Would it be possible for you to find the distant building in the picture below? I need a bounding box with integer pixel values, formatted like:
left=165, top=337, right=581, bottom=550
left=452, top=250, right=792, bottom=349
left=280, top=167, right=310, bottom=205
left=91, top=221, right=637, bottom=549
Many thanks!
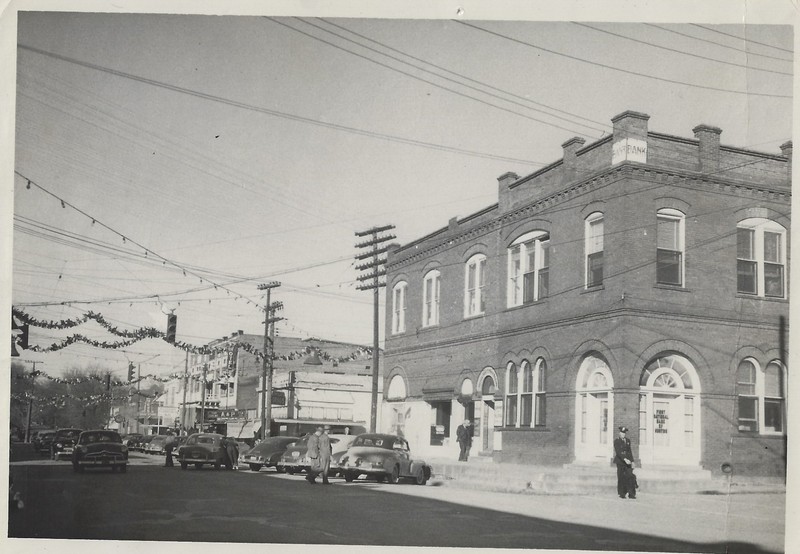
left=383, top=111, right=790, bottom=476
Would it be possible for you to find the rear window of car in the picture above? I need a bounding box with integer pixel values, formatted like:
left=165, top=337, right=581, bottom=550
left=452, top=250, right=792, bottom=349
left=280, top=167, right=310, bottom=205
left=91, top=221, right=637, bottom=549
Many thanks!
left=197, top=436, right=216, bottom=445
left=353, top=437, right=391, bottom=448
left=81, top=432, right=120, bottom=444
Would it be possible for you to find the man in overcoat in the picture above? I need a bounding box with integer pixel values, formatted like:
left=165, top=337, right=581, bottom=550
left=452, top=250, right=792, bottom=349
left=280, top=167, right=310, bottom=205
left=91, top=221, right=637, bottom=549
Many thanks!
left=613, top=425, right=636, bottom=499
left=456, top=419, right=472, bottom=462
left=319, top=425, right=333, bottom=485
left=305, top=426, right=323, bottom=484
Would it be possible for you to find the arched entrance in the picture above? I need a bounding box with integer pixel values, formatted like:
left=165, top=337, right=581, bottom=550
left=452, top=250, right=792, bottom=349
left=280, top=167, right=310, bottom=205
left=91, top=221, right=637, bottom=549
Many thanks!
left=478, top=371, right=497, bottom=453
left=638, top=353, right=701, bottom=466
left=574, top=355, right=614, bottom=462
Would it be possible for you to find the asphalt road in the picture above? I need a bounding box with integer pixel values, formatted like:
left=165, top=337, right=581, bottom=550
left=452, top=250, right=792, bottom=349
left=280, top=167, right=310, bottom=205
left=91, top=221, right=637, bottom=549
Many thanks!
left=7, top=455, right=786, bottom=553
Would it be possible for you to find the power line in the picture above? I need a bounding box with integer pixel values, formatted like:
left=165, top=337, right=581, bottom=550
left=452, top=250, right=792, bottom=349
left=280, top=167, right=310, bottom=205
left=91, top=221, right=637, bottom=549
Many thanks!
left=643, top=24, right=793, bottom=63
left=18, top=43, right=541, bottom=167
left=691, top=24, right=794, bottom=54
left=453, top=21, right=791, bottom=99
left=573, top=22, right=792, bottom=76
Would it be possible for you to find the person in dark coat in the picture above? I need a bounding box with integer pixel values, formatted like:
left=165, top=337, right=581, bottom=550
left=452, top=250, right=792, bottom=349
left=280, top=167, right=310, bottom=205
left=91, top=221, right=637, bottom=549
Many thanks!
left=164, top=430, right=177, bottom=467
left=305, top=425, right=324, bottom=484
left=319, top=425, right=333, bottom=485
left=456, top=419, right=473, bottom=462
left=613, top=426, right=636, bottom=499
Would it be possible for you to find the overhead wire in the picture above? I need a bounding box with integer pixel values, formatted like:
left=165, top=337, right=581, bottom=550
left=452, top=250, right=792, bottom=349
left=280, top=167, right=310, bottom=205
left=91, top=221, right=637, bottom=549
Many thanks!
left=691, top=24, right=794, bottom=54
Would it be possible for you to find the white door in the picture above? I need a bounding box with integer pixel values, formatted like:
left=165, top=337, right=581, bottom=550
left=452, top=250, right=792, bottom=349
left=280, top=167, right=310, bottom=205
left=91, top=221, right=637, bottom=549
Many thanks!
left=481, top=400, right=494, bottom=452
left=574, top=356, right=614, bottom=463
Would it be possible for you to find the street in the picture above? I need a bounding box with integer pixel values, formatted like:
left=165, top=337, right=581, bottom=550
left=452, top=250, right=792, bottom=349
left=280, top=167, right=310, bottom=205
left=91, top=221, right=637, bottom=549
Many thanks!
left=7, top=454, right=786, bottom=553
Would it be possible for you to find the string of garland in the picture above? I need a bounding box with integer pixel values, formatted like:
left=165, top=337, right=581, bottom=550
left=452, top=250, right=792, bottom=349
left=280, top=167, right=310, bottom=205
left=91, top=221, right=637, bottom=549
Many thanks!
left=11, top=391, right=112, bottom=408
left=13, top=369, right=183, bottom=386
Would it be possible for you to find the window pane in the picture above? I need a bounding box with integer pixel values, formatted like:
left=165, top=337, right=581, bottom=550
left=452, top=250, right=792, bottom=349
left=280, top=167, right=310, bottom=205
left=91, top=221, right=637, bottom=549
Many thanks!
left=764, top=263, right=784, bottom=297
left=525, top=241, right=536, bottom=271
left=737, top=228, right=755, bottom=260
left=522, top=365, right=533, bottom=392
left=538, top=268, right=549, bottom=299
left=656, top=249, right=682, bottom=285
left=738, top=396, right=758, bottom=429
left=737, top=260, right=757, bottom=294
left=588, top=251, right=603, bottom=287
left=764, top=399, right=783, bottom=432
left=736, top=360, right=756, bottom=395
left=521, top=394, right=532, bottom=426
left=467, top=263, right=476, bottom=289
left=506, top=395, right=518, bottom=426
left=523, top=272, right=536, bottom=304
left=535, top=393, right=546, bottom=426
left=507, top=366, right=518, bottom=393
left=541, top=239, right=550, bottom=268
left=658, top=217, right=679, bottom=249
left=764, top=363, right=783, bottom=397
left=538, top=361, right=547, bottom=391
left=588, top=218, right=604, bottom=252
left=764, top=232, right=782, bottom=263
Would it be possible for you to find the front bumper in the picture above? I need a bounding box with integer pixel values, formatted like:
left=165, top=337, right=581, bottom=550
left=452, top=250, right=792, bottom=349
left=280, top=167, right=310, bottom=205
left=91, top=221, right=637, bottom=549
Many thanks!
left=53, top=448, right=74, bottom=460
left=77, top=457, right=127, bottom=466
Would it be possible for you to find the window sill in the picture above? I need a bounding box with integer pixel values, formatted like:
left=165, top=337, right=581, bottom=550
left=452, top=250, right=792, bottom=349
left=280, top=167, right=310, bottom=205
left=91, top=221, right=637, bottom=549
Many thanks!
left=496, top=426, right=549, bottom=432
left=735, top=294, right=788, bottom=303
left=653, top=284, right=691, bottom=293
left=505, top=299, right=547, bottom=312
left=736, top=431, right=786, bottom=438
left=417, top=324, right=440, bottom=334
left=463, top=312, right=486, bottom=321
left=581, top=285, right=605, bottom=294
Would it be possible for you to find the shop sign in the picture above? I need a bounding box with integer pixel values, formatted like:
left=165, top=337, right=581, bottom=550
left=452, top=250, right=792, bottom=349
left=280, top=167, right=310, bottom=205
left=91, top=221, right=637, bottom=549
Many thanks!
left=218, top=409, right=246, bottom=419
left=612, top=137, right=647, bottom=165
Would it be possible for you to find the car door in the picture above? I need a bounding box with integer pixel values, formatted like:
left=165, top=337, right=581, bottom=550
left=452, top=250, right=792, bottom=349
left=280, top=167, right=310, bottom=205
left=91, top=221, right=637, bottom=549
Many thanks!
left=393, top=438, right=412, bottom=475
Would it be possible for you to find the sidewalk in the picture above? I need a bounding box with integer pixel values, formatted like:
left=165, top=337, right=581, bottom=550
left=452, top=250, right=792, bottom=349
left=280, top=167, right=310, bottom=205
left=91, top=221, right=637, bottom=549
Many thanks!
left=425, top=456, right=786, bottom=496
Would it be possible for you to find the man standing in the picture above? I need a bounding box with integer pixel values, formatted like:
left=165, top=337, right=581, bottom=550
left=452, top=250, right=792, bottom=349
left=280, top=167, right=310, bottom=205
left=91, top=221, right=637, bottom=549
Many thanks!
left=456, top=419, right=472, bottom=462
left=164, top=429, right=176, bottom=467
left=305, top=425, right=324, bottom=484
left=319, top=425, right=333, bottom=485
left=613, top=426, right=636, bottom=499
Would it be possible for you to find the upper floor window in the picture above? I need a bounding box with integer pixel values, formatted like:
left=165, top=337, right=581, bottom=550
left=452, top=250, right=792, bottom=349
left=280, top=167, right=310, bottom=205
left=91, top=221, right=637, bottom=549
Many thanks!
left=391, top=281, right=407, bottom=334
left=585, top=212, right=604, bottom=288
left=656, top=208, right=685, bottom=286
left=464, top=254, right=487, bottom=317
left=737, top=218, right=786, bottom=298
left=737, top=358, right=786, bottom=434
left=508, top=231, right=550, bottom=307
left=422, top=270, right=441, bottom=327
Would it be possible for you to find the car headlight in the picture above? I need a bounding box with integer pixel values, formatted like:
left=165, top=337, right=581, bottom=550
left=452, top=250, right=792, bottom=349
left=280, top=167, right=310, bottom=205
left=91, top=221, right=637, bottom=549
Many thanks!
left=56, top=443, right=63, bottom=448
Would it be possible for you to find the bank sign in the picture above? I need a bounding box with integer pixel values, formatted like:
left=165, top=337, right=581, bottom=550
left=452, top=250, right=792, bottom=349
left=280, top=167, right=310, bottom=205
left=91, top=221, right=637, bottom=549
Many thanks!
left=612, top=137, right=647, bottom=165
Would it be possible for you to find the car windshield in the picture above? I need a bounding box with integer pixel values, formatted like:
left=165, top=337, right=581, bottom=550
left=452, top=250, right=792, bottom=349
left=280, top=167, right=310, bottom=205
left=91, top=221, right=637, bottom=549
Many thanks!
left=81, top=432, right=121, bottom=444
left=352, top=436, right=392, bottom=449
left=56, top=430, right=81, bottom=439
left=197, top=436, right=216, bottom=445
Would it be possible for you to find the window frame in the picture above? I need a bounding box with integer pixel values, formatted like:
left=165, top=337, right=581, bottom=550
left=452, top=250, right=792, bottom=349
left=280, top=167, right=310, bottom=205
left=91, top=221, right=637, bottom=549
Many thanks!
left=585, top=212, right=604, bottom=288
left=736, top=358, right=786, bottom=435
left=391, top=281, right=407, bottom=334
left=422, top=269, right=441, bottom=328
left=505, top=362, right=519, bottom=426
left=656, top=208, right=685, bottom=287
left=507, top=231, right=550, bottom=308
left=736, top=218, right=787, bottom=299
left=464, top=254, right=487, bottom=318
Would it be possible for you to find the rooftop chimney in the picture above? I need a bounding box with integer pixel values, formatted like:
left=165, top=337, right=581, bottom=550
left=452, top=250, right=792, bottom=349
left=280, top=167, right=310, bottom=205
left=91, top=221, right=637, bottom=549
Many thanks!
left=693, top=124, right=722, bottom=173
left=611, top=111, right=649, bottom=165
left=780, top=141, right=792, bottom=181
left=562, top=137, right=585, bottom=178
left=497, top=171, right=519, bottom=188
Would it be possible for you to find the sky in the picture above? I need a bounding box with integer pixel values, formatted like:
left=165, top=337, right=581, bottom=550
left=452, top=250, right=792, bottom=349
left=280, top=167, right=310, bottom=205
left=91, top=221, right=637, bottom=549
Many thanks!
left=2, top=2, right=795, bottom=384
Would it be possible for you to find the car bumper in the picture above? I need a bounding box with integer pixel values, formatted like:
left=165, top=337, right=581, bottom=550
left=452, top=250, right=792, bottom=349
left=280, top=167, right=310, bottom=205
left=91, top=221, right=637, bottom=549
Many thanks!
left=342, top=465, right=387, bottom=475
left=53, top=449, right=74, bottom=460
left=76, top=458, right=127, bottom=466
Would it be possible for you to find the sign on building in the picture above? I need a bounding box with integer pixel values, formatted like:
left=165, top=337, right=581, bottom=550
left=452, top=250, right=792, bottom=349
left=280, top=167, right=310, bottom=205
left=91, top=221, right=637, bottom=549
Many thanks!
left=612, top=137, right=647, bottom=165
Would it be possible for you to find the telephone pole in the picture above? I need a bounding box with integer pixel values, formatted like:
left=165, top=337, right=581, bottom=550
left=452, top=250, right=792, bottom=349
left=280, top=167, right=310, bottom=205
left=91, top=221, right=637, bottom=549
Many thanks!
left=355, top=224, right=395, bottom=433
left=257, top=282, right=281, bottom=439
left=200, top=363, right=208, bottom=431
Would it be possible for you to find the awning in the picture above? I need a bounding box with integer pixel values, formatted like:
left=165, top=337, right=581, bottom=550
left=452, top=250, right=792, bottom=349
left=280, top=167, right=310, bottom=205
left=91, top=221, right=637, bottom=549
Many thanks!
left=228, top=420, right=255, bottom=440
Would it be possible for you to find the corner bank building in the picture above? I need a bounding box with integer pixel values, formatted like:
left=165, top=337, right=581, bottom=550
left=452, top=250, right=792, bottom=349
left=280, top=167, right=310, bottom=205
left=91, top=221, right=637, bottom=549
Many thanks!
left=382, top=111, right=790, bottom=477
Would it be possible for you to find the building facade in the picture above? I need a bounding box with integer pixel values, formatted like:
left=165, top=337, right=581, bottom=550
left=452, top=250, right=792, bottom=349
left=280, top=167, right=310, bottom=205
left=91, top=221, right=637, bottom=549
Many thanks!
left=383, top=111, right=790, bottom=476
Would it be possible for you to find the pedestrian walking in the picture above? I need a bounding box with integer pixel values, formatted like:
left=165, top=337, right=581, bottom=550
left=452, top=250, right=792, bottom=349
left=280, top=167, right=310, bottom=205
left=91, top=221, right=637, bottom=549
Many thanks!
left=164, top=430, right=177, bottom=467
left=456, top=419, right=473, bottom=462
left=305, top=425, right=324, bottom=484
left=222, top=437, right=239, bottom=470
left=613, top=426, right=636, bottom=499
left=319, top=425, right=333, bottom=485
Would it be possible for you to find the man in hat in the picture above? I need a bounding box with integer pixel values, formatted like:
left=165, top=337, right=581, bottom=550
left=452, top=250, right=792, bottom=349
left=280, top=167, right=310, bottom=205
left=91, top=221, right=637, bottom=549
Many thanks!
left=319, top=425, right=333, bottom=485
left=613, top=426, right=636, bottom=499
left=456, top=419, right=473, bottom=462
left=305, top=425, right=324, bottom=484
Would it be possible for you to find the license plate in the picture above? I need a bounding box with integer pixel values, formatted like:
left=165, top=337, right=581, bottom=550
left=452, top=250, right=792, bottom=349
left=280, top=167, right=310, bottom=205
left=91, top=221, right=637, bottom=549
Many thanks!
left=292, top=452, right=300, bottom=458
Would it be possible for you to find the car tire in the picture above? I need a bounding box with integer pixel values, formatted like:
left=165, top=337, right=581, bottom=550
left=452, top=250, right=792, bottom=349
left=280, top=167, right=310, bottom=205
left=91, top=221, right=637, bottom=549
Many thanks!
left=375, top=475, right=385, bottom=483
left=180, top=461, right=188, bottom=470
left=387, top=465, right=399, bottom=484
left=414, top=469, right=428, bottom=485
left=249, top=464, right=262, bottom=472
left=344, top=471, right=356, bottom=483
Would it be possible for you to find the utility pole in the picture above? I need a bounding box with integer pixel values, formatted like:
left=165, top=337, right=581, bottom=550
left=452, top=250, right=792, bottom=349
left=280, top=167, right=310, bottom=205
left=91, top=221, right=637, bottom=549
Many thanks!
left=200, top=363, right=208, bottom=432
left=355, top=224, right=396, bottom=433
left=24, top=360, right=41, bottom=442
left=181, top=350, right=189, bottom=432
left=257, top=282, right=281, bottom=439
left=265, top=301, right=283, bottom=439
left=136, top=363, right=141, bottom=433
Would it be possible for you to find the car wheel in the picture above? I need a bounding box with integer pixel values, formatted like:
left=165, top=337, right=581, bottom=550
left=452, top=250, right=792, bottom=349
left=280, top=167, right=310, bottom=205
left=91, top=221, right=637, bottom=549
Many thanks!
left=180, top=461, right=188, bottom=470
left=120, top=465, right=127, bottom=473
left=249, top=464, right=262, bottom=472
left=275, top=466, right=285, bottom=473
left=387, top=465, right=399, bottom=484
left=286, top=468, right=296, bottom=475
left=414, top=468, right=428, bottom=485
left=344, top=471, right=356, bottom=483
left=195, top=463, right=203, bottom=469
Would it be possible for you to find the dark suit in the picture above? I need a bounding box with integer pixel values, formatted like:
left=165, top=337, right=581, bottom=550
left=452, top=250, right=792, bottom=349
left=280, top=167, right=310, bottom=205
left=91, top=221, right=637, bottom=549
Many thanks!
left=456, top=424, right=472, bottom=461
left=613, top=435, right=636, bottom=498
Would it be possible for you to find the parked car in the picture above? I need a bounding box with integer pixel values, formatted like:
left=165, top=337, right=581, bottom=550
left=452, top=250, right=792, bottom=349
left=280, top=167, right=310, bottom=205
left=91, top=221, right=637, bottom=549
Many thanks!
left=169, top=435, right=188, bottom=459
left=33, top=430, right=55, bottom=456
left=123, top=433, right=144, bottom=450
left=176, top=433, right=233, bottom=470
left=240, top=436, right=299, bottom=472
left=71, top=430, right=129, bottom=473
left=339, top=434, right=431, bottom=485
left=145, top=435, right=168, bottom=455
left=51, top=428, right=83, bottom=461
left=137, top=435, right=155, bottom=452
left=276, top=435, right=311, bottom=474
left=327, top=435, right=358, bottom=477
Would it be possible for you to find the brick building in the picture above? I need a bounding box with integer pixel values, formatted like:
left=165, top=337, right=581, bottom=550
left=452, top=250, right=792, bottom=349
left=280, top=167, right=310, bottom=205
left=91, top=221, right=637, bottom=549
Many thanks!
left=382, top=111, right=790, bottom=477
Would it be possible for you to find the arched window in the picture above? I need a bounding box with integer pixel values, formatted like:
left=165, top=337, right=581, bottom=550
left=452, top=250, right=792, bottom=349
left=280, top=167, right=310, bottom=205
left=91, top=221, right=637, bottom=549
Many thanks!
left=508, top=231, right=550, bottom=307
left=656, top=208, right=685, bottom=286
left=505, top=362, right=518, bottom=426
left=585, top=212, right=604, bottom=288
left=422, top=269, right=441, bottom=327
left=391, top=281, right=407, bottom=334
left=464, top=254, right=487, bottom=317
left=534, top=358, right=547, bottom=426
left=737, top=218, right=786, bottom=298
left=520, top=361, right=533, bottom=426
left=387, top=375, right=407, bottom=401
left=737, top=358, right=786, bottom=434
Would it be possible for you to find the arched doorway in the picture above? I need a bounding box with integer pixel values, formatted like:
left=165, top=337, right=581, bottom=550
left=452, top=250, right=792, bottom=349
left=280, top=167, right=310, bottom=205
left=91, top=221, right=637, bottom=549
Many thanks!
left=574, top=355, right=614, bottom=462
left=638, top=353, right=701, bottom=466
left=478, top=372, right=497, bottom=453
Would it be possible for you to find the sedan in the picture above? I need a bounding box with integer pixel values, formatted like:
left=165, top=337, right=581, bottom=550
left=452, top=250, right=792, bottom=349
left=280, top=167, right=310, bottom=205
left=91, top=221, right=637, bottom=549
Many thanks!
left=240, top=436, right=299, bottom=472
left=340, top=434, right=431, bottom=485
left=276, top=435, right=311, bottom=474
left=72, top=430, right=129, bottom=473
left=176, top=433, right=232, bottom=470
left=327, top=435, right=358, bottom=477
left=145, top=435, right=168, bottom=455
left=51, top=428, right=83, bottom=461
